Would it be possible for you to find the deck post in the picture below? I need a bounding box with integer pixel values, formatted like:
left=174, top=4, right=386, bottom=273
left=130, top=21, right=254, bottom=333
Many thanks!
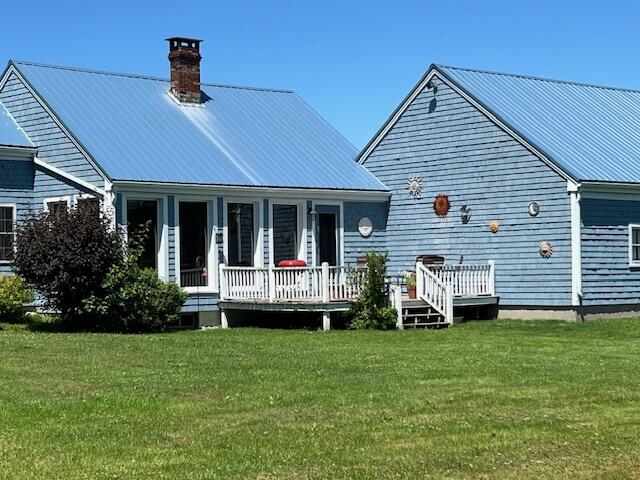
left=488, top=260, right=496, bottom=296
left=322, top=311, right=331, bottom=331
left=268, top=264, right=276, bottom=302
left=393, top=286, right=404, bottom=330
left=220, top=309, right=229, bottom=329
left=445, top=284, right=454, bottom=324
left=218, top=263, right=226, bottom=300
left=415, top=261, right=423, bottom=298
left=321, top=262, right=330, bottom=303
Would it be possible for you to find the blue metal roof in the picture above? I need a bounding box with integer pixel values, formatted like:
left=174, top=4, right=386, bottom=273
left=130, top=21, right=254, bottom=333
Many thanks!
left=12, top=61, right=386, bottom=191
left=0, top=101, right=32, bottom=148
left=437, top=64, right=640, bottom=183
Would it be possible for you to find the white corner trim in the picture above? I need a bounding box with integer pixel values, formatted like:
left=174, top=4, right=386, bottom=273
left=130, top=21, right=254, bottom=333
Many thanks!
left=569, top=181, right=582, bottom=306
left=3, top=65, right=110, bottom=184
left=34, top=157, right=105, bottom=197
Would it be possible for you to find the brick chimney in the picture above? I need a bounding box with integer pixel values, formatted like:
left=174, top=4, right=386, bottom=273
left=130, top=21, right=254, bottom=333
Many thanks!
left=166, top=37, right=202, bottom=104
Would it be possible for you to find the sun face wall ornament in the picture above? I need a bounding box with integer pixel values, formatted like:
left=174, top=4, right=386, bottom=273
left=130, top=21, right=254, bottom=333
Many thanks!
left=489, top=220, right=500, bottom=233
left=539, top=241, right=553, bottom=258
left=408, top=176, right=423, bottom=198
left=433, top=194, right=451, bottom=217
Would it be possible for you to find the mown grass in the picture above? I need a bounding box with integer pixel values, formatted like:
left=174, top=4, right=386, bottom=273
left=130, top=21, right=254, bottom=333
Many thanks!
left=1, top=319, right=639, bottom=479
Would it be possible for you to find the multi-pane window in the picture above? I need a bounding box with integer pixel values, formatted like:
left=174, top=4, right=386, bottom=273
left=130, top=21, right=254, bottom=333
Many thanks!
left=0, top=206, right=15, bottom=262
left=46, top=199, right=68, bottom=215
left=77, top=197, right=100, bottom=215
left=630, top=225, right=640, bottom=266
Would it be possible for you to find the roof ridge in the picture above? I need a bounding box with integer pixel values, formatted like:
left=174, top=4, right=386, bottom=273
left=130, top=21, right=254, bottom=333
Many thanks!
left=11, top=60, right=294, bottom=94
left=436, top=63, right=640, bottom=95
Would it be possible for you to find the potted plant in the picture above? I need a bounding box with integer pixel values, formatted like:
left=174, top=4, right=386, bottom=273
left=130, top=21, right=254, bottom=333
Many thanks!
left=405, top=271, right=417, bottom=299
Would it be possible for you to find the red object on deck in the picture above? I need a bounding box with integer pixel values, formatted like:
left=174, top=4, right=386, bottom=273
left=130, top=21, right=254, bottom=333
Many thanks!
left=278, top=259, right=307, bottom=267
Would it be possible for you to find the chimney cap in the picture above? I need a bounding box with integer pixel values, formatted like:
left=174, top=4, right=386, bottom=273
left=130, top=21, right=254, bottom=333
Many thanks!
left=166, top=37, right=203, bottom=44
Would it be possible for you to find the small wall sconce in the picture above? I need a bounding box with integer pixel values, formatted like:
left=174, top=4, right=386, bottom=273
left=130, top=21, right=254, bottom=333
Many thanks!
left=460, top=205, right=471, bottom=224
left=283, top=231, right=291, bottom=245
left=307, top=207, right=317, bottom=216
left=215, top=232, right=224, bottom=244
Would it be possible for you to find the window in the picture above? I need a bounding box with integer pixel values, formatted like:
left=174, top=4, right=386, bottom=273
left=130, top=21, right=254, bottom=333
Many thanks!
left=77, top=196, right=100, bottom=215
left=0, top=205, right=15, bottom=263
left=45, top=198, right=69, bottom=215
left=630, top=224, right=640, bottom=266
left=179, top=201, right=210, bottom=288
left=127, top=199, right=158, bottom=270
left=272, top=204, right=299, bottom=265
left=227, top=202, right=256, bottom=267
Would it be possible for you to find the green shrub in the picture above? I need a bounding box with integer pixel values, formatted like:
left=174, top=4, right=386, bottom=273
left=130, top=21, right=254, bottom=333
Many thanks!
left=0, top=276, right=34, bottom=323
left=82, top=228, right=187, bottom=333
left=348, top=252, right=397, bottom=330
left=12, top=204, right=123, bottom=323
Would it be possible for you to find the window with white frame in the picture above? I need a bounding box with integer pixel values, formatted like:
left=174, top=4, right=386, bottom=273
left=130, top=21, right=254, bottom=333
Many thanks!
left=630, top=224, right=640, bottom=266
left=76, top=196, right=100, bottom=215
left=45, top=197, right=70, bottom=215
left=0, top=205, right=15, bottom=262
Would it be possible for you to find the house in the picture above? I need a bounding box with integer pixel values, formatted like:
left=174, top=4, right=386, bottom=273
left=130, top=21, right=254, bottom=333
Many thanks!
left=0, top=37, right=391, bottom=329
left=360, top=64, right=640, bottom=321
left=3, top=39, right=638, bottom=327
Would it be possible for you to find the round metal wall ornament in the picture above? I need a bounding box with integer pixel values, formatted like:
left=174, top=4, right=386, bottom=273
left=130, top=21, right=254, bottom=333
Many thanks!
left=408, top=176, right=423, bottom=198
left=357, top=217, right=373, bottom=238
left=489, top=220, right=500, bottom=233
left=539, top=241, right=553, bottom=258
left=529, top=201, right=540, bottom=216
left=433, top=194, right=451, bottom=217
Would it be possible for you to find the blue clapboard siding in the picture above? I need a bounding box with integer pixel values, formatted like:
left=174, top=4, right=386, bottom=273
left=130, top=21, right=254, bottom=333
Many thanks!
left=343, top=201, right=387, bottom=264
left=362, top=77, right=572, bottom=306
left=0, top=72, right=104, bottom=185
left=581, top=197, right=640, bottom=305
left=0, top=158, right=34, bottom=275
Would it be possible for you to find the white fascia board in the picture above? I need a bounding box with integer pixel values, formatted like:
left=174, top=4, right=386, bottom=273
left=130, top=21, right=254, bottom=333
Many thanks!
left=0, top=146, right=37, bottom=158
left=2, top=64, right=111, bottom=185
left=34, top=157, right=106, bottom=197
left=358, top=67, right=577, bottom=185
left=113, top=180, right=391, bottom=202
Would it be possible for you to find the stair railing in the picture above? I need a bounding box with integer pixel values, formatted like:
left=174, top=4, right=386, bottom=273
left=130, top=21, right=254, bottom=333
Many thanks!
left=416, top=262, right=454, bottom=324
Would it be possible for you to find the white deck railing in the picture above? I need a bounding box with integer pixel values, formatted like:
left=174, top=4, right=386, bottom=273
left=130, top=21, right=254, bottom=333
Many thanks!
left=219, top=263, right=366, bottom=303
left=415, top=260, right=496, bottom=325
left=416, top=262, right=453, bottom=324
left=427, top=261, right=495, bottom=297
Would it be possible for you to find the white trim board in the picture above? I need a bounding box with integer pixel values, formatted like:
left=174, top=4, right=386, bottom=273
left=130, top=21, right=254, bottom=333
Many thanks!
left=34, top=157, right=105, bottom=197
left=357, top=67, right=576, bottom=184
left=114, top=180, right=390, bottom=202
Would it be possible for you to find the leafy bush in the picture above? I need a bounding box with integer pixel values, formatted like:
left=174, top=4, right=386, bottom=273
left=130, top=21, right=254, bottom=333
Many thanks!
left=0, top=276, right=34, bottom=323
left=348, top=252, right=397, bottom=330
left=13, top=204, right=123, bottom=323
left=82, top=229, right=187, bottom=332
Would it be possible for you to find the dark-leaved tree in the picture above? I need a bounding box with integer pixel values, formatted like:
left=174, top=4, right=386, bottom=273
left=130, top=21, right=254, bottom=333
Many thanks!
left=13, top=204, right=123, bottom=324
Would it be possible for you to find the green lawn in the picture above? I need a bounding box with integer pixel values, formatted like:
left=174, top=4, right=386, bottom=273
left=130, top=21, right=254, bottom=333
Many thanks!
left=1, top=320, right=639, bottom=479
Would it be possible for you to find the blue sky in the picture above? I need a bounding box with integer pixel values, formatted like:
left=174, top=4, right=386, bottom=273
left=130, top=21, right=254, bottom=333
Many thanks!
left=2, top=0, right=640, bottom=149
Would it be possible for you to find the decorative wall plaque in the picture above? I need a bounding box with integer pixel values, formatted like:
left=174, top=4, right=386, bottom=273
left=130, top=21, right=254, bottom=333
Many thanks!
left=489, top=220, right=500, bottom=233
left=433, top=194, right=451, bottom=217
left=539, top=241, right=553, bottom=258
left=408, top=176, right=423, bottom=198
left=529, top=202, right=540, bottom=216
left=357, top=217, right=373, bottom=238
